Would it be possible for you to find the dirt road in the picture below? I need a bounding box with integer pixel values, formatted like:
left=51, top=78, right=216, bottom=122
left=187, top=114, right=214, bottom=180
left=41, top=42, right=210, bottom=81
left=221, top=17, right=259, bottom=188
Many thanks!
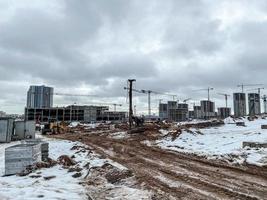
left=55, top=133, right=267, bottom=200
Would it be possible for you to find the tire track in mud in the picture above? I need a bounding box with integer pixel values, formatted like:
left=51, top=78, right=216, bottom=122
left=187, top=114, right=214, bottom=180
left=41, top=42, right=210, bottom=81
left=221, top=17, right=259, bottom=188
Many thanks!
left=54, top=134, right=267, bottom=200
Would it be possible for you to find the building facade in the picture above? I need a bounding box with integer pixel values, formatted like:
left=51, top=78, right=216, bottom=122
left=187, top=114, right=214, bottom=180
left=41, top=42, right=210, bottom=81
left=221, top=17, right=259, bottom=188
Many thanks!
left=193, top=106, right=202, bottom=119
left=27, top=85, right=54, bottom=108
left=158, top=101, right=188, bottom=122
left=233, top=93, right=246, bottom=117
left=159, top=103, right=168, bottom=119
left=200, top=100, right=215, bottom=119
left=248, top=93, right=261, bottom=116
left=0, top=111, right=6, bottom=117
left=217, top=107, right=231, bottom=119
left=25, top=105, right=126, bottom=123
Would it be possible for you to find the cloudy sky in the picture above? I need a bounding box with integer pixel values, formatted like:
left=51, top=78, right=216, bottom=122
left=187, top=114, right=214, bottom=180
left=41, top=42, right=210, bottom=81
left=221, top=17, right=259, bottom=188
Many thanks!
left=1, top=0, right=267, bottom=114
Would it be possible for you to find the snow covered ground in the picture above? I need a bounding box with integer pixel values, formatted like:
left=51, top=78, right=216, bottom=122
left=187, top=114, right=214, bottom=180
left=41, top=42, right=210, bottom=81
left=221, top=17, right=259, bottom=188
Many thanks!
left=0, top=138, right=89, bottom=200
left=0, top=135, right=151, bottom=200
left=156, top=117, right=267, bottom=166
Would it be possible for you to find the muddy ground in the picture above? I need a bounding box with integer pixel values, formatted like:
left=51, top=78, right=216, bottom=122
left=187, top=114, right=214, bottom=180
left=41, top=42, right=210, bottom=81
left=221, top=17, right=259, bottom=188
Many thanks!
left=52, top=125, right=267, bottom=200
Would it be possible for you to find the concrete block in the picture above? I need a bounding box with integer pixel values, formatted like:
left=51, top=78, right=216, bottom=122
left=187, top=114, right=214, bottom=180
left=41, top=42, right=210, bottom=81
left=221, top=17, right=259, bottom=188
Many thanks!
left=243, top=142, right=267, bottom=148
left=21, top=139, right=49, bottom=161
left=5, top=144, right=42, bottom=175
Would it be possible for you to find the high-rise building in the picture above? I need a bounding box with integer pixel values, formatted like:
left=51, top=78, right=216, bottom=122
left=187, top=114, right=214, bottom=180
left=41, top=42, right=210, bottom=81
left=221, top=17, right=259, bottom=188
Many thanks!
left=217, top=107, right=231, bottom=119
left=193, top=106, right=202, bottom=119
left=0, top=111, right=6, bottom=117
left=27, top=85, right=54, bottom=108
left=200, top=100, right=215, bottom=119
left=233, top=93, right=246, bottom=117
left=158, top=101, right=189, bottom=122
left=159, top=103, right=168, bottom=120
left=248, top=93, right=261, bottom=116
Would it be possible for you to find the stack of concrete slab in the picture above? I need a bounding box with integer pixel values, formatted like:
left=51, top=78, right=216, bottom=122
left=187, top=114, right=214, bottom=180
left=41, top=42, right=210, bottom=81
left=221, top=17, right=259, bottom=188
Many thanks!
left=21, top=139, right=49, bottom=161
left=0, top=118, right=14, bottom=143
left=14, top=120, right=35, bottom=140
left=5, top=144, right=42, bottom=175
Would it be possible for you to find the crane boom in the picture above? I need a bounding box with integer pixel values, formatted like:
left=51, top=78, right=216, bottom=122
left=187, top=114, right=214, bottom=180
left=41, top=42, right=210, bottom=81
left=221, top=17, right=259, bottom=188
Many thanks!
left=54, top=93, right=98, bottom=97
left=237, top=84, right=263, bottom=92
left=183, top=98, right=191, bottom=103
left=193, top=87, right=214, bottom=101
left=246, top=87, right=264, bottom=95
left=124, top=87, right=177, bottom=116
left=54, top=92, right=122, bottom=111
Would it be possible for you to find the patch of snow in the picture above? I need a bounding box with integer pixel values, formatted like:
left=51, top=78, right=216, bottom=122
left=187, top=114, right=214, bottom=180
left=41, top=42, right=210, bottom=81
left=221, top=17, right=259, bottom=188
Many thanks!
left=159, top=129, right=169, bottom=136
left=0, top=139, right=88, bottom=200
left=69, top=121, right=80, bottom=127
left=110, top=131, right=129, bottom=139
left=156, top=118, right=267, bottom=166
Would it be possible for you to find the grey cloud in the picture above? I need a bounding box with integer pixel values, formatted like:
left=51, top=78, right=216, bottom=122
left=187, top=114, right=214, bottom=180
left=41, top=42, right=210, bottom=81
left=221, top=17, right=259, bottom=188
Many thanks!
left=0, top=0, right=267, bottom=114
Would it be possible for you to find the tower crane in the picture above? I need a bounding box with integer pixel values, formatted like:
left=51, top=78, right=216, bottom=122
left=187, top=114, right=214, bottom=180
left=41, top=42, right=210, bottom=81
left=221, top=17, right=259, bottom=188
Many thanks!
left=54, top=93, right=98, bottom=97
left=193, top=87, right=214, bottom=101
left=217, top=93, right=230, bottom=108
left=124, top=87, right=177, bottom=116
left=246, top=87, right=265, bottom=95
left=237, top=84, right=263, bottom=93
left=183, top=98, right=191, bottom=103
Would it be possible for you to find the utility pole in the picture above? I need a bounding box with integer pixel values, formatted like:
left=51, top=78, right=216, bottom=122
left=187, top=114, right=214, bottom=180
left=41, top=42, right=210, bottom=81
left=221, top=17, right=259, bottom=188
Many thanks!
left=128, top=79, right=136, bottom=129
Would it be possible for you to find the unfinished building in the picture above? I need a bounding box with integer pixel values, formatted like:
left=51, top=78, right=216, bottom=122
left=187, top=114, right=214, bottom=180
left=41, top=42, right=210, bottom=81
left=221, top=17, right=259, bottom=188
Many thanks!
left=158, top=101, right=188, bottom=122
left=200, top=100, right=215, bottom=119
left=193, top=106, right=202, bottom=119
left=25, top=105, right=126, bottom=123
left=233, top=93, right=246, bottom=117
left=159, top=103, right=168, bottom=120
left=217, top=107, right=231, bottom=119
left=248, top=93, right=261, bottom=116
left=27, top=85, right=54, bottom=108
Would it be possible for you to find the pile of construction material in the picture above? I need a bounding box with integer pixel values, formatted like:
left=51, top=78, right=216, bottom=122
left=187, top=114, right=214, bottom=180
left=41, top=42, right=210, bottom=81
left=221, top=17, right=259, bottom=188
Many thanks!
left=0, top=118, right=35, bottom=143
left=21, top=139, right=49, bottom=161
left=5, top=144, right=41, bottom=176
left=4, top=139, right=49, bottom=176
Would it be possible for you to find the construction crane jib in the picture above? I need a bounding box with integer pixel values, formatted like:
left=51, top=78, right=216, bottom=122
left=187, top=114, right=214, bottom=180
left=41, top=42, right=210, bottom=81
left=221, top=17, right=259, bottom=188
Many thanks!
left=124, top=87, right=177, bottom=116
left=237, top=84, right=263, bottom=93
left=246, top=87, right=265, bottom=95
left=193, top=87, right=214, bottom=101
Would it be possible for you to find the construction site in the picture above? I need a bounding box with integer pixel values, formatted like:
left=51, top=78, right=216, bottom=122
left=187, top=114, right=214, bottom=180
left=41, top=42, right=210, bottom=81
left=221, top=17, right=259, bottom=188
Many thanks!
left=0, top=80, right=267, bottom=200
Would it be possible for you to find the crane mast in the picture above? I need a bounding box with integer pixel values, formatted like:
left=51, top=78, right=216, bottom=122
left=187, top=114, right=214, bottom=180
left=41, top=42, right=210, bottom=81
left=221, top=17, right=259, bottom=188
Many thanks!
left=217, top=93, right=230, bottom=108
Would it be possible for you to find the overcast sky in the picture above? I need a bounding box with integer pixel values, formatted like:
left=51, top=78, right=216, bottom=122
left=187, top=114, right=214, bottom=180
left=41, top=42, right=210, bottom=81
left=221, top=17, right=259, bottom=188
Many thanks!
left=1, top=0, right=267, bottom=114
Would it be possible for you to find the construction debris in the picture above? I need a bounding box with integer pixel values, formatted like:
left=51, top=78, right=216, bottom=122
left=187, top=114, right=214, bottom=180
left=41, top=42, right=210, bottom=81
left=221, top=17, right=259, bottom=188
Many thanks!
left=57, top=155, right=76, bottom=167
left=17, top=158, right=57, bottom=176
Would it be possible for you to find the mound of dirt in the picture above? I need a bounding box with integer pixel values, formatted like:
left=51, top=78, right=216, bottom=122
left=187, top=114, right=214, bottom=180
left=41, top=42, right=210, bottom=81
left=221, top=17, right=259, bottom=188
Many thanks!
left=104, top=165, right=133, bottom=184
left=57, top=155, right=76, bottom=167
